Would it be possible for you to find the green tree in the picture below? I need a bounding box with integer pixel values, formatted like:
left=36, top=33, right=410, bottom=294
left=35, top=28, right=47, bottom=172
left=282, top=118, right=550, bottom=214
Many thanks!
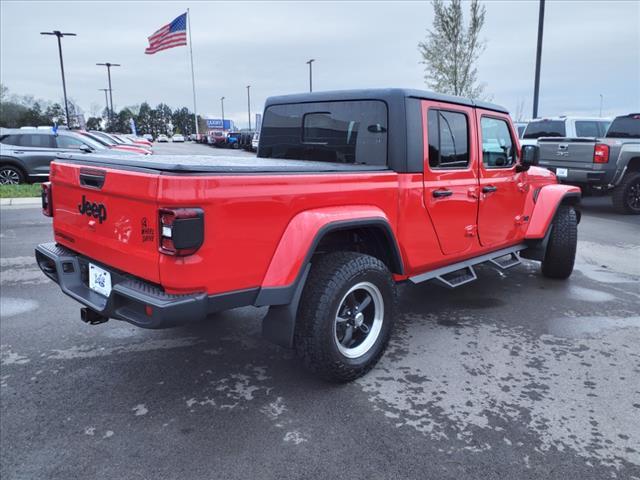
left=135, top=102, right=153, bottom=135
left=418, top=0, right=487, bottom=99
left=172, top=107, right=194, bottom=136
left=86, top=117, right=102, bottom=130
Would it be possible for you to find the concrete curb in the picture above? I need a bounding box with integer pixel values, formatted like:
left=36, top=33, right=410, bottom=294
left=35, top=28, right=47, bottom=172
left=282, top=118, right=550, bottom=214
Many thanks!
left=0, top=197, right=41, bottom=206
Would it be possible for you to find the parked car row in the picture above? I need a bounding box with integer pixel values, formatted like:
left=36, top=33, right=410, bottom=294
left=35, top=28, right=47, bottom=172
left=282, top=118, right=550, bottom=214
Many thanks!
left=203, top=130, right=257, bottom=152
left=0, top=128, right=152, bottom=184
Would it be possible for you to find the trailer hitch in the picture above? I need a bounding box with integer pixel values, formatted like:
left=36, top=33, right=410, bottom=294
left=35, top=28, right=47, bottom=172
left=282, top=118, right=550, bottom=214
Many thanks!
left=80, top=307, right=109, bottom=325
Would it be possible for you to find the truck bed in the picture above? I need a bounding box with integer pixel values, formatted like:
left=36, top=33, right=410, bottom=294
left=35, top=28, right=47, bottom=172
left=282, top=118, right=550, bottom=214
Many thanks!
left=56, top=153, right=390, bottom=174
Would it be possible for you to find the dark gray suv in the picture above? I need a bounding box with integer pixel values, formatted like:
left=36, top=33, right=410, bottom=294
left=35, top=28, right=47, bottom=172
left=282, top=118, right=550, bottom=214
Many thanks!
left=0, top=128, right=137, bottom=184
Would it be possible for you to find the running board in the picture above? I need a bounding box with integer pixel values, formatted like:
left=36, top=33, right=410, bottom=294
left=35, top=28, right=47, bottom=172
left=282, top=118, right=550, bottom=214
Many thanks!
left=409, top=244, right=527, bottom=288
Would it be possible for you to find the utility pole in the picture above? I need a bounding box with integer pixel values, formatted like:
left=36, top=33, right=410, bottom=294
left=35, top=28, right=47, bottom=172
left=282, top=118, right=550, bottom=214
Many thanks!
left=40, top=30, right=76, bottom=127
left=246, top=85, right=252, bottom=131
left=96, top=62, right=121, bottom=128
left=220, top=96, right=225, bottom=129
left=98, top=88, right=109, bottom=121
left=532, top=0, right=545, bottom=119
left=306, top=59, right=315, bottom=92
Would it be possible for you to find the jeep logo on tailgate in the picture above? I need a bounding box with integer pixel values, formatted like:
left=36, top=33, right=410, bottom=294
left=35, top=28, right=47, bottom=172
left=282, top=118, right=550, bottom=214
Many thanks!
left=78, top=195, right=107, bottom=224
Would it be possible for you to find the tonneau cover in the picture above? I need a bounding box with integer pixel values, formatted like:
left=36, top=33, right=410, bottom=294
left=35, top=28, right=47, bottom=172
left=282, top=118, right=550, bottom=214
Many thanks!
left=55, top=153, right=391, bottom=174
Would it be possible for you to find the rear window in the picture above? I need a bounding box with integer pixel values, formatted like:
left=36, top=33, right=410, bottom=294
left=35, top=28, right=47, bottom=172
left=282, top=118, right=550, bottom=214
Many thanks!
left=605, top=115, right=640, bottom=138
left=0, top=134, right=22, bottom=146
left=258, top=100, right=388, bottom=165
left=523, top=120, right=566, bottom=139
left=575, top=121, right=610, bottom=137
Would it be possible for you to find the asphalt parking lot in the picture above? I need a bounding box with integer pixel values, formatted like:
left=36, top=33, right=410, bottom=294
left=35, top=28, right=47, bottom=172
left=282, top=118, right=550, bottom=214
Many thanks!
left=1, top=143, right=639, bottom=479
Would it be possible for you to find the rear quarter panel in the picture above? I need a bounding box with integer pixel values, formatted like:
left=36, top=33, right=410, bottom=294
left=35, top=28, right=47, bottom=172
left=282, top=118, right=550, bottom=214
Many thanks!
left=156, top=172, right=400, bottom=294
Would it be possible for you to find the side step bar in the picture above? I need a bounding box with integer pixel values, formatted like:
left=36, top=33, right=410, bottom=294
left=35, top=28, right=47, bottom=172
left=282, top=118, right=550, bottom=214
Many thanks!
left=409, top=244, right=527, bottom=289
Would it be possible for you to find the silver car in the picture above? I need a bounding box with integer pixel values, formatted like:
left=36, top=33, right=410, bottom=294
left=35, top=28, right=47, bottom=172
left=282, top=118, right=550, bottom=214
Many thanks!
left=0, top=129, right=137, bottom=184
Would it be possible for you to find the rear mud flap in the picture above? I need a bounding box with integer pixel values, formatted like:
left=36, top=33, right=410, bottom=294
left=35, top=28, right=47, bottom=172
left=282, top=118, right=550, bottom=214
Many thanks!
left=261, top=264, right=310, bottom=348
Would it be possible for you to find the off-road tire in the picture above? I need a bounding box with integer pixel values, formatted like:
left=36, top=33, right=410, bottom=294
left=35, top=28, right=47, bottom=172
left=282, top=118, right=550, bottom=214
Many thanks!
left=611, top=171, right=640, bottom=215
left=294, top=252, right=397, bottom=383
left=541, top=205, right=578, bottom=279
left=0, top=165, right=26, bottom=185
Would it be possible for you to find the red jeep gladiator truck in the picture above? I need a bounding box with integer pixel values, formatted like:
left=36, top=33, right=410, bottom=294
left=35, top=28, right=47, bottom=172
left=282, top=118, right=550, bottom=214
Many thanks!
left=36, top=89, right=580, bottom=382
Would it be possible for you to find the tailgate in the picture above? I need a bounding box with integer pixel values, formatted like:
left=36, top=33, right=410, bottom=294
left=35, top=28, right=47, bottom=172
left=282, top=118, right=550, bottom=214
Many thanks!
left=538, top=138, right=596, bottom=168
left=50, top=161, right=161, bottom=284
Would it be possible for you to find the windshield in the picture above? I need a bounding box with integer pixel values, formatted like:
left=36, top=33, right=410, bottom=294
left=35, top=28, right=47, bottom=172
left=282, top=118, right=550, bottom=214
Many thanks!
left=523, top=120, right=566, bottom=139
left=606, top=115, right=640, bottom=138
left=67, top=132, right=107, bottom=150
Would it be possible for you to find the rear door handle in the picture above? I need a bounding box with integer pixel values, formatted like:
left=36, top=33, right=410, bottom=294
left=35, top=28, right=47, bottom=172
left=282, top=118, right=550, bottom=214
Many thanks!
left=482, top=185, right=498, bottom=193
left=433, top=189, right=453, bottom=198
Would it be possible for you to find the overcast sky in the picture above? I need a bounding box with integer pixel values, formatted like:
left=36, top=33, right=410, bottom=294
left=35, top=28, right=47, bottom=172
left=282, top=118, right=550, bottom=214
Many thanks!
left=1, top=1, right=638, bottom=127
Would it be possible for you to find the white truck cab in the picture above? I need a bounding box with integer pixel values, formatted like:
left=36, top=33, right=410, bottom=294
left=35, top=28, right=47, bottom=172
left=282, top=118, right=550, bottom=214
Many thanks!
left=520, top=116, right=611, bottom=146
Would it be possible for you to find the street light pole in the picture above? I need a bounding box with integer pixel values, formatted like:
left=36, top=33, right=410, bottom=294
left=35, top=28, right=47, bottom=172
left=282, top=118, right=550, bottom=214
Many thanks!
left=96, top=62, right=121, bottom=128
left=599, top=94, right=603, bottom=117
left=532, top=0, right=545, bottom=119
left=98, top=88, right=109, bottom=121
left=40, top=30, right=76, bottom=127
left=306, top=59, right=315, bottom=92
left=246, top=85, right=252, bottom=131
left=220, top=97, right=225, bottom=129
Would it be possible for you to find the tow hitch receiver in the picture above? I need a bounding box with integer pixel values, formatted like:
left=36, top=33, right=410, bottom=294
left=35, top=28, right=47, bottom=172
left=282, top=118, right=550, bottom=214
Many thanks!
left=80, top=307, right=109, bottom=325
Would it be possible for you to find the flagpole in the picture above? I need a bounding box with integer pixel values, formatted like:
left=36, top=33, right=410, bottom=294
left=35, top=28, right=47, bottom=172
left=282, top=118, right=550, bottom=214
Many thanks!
left=187, top=8, right=199, bottom=138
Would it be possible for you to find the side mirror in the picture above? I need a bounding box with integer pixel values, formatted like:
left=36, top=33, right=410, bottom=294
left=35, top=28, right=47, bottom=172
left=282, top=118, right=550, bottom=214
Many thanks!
left=518, top=144, right=539, bottom=172
left=79, top=144, right=93, bottom=153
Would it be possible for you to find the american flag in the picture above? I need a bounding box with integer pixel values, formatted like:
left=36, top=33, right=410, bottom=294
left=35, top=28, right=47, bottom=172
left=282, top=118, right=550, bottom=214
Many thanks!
left=145, top=13, right=188, bottom=55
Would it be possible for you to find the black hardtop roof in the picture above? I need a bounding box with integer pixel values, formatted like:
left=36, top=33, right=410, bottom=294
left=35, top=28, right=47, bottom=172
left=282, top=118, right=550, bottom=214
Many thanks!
left=265, top=88, right=508, bottom=114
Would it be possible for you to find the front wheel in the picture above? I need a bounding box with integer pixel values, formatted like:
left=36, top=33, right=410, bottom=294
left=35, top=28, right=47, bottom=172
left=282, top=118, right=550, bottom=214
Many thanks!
left=294, top=252, right=397, bottom=382
left=541, top=205, right=578, bottom=279
left=612, top=171, right=640, bottom=215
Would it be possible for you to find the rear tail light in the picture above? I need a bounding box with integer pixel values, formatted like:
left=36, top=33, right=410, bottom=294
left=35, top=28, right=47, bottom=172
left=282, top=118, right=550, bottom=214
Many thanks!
left=593, top=144, right=609, bottom=163
left=41, top=182, right=53, bottom=217
left=159, top=207, right=204, bottom=256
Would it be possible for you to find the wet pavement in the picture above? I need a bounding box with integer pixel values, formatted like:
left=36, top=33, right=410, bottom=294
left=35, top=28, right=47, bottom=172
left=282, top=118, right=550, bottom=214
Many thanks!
left=1, top=186, right=639, bottom=479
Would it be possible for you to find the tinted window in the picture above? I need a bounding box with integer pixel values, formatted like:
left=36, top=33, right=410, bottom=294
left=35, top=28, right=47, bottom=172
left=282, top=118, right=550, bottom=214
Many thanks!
left=481, top=117, right=516, bottom=168
left=605, top=115, right=640, bottom=138
left=0, top=135, right=22, bottom=146
left=259, top=100, right=387, bottom=165
left=17, top=134, right=54, bottom=148
left=517, top=125, right=526, bottom=138
left=427, top=109, right=469, bottom=169
left=56, top=135, right=87, bottom=149
left=523, top=120, right=566, bottom=139
left=575, top=121, right=600, bottom=137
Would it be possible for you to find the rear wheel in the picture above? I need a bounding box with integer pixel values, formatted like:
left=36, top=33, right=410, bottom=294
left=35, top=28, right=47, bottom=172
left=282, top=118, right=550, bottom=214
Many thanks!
left=294, top=252, right=396, bottom=382
left=541, top=205, right=578, bottom=279
left=612, top=171, right=640, bottom=215
left=0, top=165, right=25, bottom=185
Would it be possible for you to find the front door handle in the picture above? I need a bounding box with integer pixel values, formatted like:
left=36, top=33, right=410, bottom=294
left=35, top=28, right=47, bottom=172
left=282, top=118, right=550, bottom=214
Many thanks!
left=482, top=185, right=498, bottom=193
left=433, top=189, right=453, bottom=198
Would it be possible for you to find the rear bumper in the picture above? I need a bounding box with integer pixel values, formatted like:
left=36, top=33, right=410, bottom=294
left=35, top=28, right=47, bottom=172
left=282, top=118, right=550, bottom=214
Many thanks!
left=35, top=243, right=258, bottom=329
left=543, top=165, right=612, bottom=186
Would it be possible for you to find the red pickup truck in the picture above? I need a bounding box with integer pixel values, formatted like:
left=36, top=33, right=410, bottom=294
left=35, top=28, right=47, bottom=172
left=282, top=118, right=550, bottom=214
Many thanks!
left=36, top=89, right=580, bottom=382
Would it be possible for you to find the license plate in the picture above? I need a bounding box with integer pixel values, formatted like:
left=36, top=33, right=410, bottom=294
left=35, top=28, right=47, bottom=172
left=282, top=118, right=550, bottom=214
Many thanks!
left=89, top=263, right=112, bottom=297
left=556, top=168, right=568, bottom=178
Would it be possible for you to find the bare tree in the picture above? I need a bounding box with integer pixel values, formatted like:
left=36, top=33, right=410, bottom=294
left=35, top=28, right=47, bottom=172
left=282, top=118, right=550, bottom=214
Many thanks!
left=514, top=98, right=526, bottom=122
left=418, top=0, right=487, bottom=99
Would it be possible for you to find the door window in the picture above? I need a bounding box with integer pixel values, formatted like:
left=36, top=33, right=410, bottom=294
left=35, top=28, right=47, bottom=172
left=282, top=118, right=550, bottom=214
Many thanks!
left=480, top=117, right=516, bottom=168
left=427, top=109, right=469, bottom=169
